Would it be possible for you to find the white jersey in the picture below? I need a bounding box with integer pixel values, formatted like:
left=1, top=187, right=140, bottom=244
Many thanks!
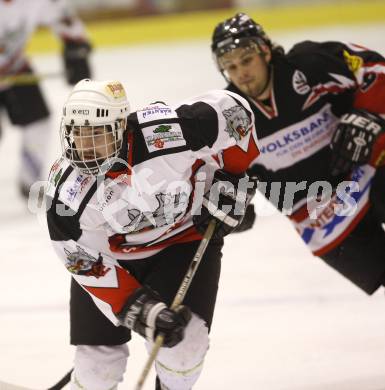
left=47, top=90, right=260, bottom=324
left=0, top=0, right=88, bottom=76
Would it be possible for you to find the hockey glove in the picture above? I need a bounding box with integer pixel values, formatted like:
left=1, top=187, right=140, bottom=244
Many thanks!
left=233, top=203, right=256, bottom=233
left=330, top=109, right=385, bottom=175
left=193, top=169, right=258, bottom=239
left=63, top=40, right=92, bottom=85
left=118, top=286, right=191, bottom=348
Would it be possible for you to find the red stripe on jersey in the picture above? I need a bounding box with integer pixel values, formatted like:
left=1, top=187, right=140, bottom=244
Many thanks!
left=84, top=266, right=141, bottom=314
left=109, top=225, right=202, bottom=254
left=212, top=154, right=220, bottom=165
left=191, top=158, right=205, bottom=175
left=303, top=82, right=353, bottom=109
left=364, top=61, right=385, bottom=68
left=221, top=131, right=260, bottom=174
left=354, top=73, right=385, bottom=115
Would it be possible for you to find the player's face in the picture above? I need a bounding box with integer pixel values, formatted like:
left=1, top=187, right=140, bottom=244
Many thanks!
left=73, top=125, right=116, bottom=161
left=219, top=46, right=271, bottom=100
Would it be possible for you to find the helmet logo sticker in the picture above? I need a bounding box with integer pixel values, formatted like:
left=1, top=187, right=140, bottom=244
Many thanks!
left=105, top=82, right=126, bottom=98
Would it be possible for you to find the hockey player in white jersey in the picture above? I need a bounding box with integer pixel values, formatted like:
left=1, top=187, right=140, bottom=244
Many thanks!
left=46, top=79, right=259, bottom=389
left=0, top=0, right=91, bottom=198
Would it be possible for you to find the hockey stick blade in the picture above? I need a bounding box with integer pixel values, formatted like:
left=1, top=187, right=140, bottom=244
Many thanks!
left=0, top=368, right=73, bottom=390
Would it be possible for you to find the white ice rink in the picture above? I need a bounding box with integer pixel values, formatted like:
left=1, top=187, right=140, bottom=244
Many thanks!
left=1, top=22, right=385, bottom=390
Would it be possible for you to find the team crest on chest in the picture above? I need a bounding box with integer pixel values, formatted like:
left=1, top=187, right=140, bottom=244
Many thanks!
left=222, top=105, right=251, bottom=141
left=293, top=70, right=310, bottom=95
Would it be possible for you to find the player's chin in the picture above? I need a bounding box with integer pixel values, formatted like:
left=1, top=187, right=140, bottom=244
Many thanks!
left=251, top=85, right=267, bottom=100
left=241, top=82, right=258, bottom=97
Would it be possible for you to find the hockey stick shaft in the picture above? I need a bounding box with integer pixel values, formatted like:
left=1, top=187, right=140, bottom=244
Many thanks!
left=47, top=368, right=73, bottom=390
left=0, top=368, right=73, bottom=390
left=134, top=220, right=217, bottom=390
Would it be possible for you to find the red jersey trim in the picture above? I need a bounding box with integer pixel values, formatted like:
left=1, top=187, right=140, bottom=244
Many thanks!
left=84, top=266, right=141, bottom=314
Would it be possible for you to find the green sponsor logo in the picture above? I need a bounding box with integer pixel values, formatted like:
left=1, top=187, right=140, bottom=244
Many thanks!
left=153, top=124, right=172, bottom=133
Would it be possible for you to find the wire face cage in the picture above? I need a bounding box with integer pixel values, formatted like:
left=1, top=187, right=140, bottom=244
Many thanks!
left=61, top=120, right=125, bottom=176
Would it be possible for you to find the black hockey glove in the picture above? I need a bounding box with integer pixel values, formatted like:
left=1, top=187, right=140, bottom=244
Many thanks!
left=193, top=169, right=258, bottom=239
left=233, top=203, right=256, bottom=233
left=118, top=286, right=191, bottom=348
left=63, top=40, right=92, bottom=85
left=330, top=109, right=385, bottom=175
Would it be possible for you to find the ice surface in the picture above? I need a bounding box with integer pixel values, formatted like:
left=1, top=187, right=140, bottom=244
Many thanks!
left=1, top=23, right=385, bottom=390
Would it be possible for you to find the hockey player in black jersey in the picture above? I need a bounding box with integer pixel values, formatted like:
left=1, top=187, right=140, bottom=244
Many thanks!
left=211, top=13, right=385, bottom=295
left=46, top=79, right=258, bottom=389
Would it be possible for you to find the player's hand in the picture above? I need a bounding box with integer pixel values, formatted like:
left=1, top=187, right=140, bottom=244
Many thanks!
left=233, top=203, right=256, bottom=232
left=193, top=169, right=258, bottom=239
left=330, top=109, right=385, bottom=175
left=118, top=286, right=191, bottom=348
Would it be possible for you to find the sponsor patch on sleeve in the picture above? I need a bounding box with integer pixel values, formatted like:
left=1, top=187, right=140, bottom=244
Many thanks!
left=142, top=123, right=186, bottom=152
left=137, top=104, right=178, bottom=124
left=64, top=246, right=110, bottom=278
left=58, top=171, right=95, bottom=211
left=46, top=157, right=68, bottom=197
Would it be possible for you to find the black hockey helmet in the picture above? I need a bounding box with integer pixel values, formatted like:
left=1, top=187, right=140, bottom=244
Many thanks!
left=211, top=13, right=272, bottom=62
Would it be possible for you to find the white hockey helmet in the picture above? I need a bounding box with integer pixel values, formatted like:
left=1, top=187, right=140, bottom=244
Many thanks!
left=60, top=79, right=130, bottom=176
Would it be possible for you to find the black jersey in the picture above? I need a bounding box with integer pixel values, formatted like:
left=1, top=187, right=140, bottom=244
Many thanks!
left=227, top=40, right=385, bottom=256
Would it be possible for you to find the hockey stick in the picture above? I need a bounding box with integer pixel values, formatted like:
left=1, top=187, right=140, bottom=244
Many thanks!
left=0, top=368, right=73, bottom=390
left=134, top=219, right=217, bottom=390
left=0, top=72, right=62, bottom=86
